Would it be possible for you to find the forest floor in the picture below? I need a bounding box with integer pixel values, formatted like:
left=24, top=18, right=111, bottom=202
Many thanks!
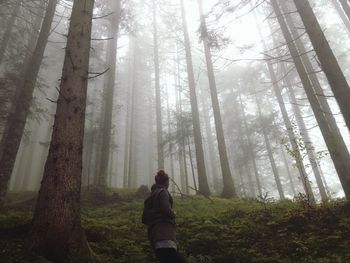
left=0, top=188, right=350, bottom=263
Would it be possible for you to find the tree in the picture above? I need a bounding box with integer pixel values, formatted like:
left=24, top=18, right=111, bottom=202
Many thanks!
left=26, top=0, right=95, bottom=261
left=251, top=80, right=284, bottom=199
left=0, top=0, right=44, bottom=159
left=330, top=0, right=350, bottom=34
left=98, top=0, right=121, bottom=187
left=127, top=41, right=138, bottom=188
left=253, top=5, right=314, bottom=199
left=0, top=0, right=58, bottom=199
left=280, top=0, right=350, bottom=198
left=197, top=0, right=236, bottom=197
left=0, top=0, right=21, bottom=65
left=122, top=37, right=135, bottom=188
left=174, top=57, right=189, bottom=194
left=339, top=0, right=350, bottom=21
left=237, top=88, right=260, bottom=197
left=282, top=63, right=328, bottom=201
left=272, top=0, right=350, bottom=198
left=293, top=0, right=350, bottom=132
left=180, top=0, right=210, bottom=195
left=152, top=0, right=164, bottom=169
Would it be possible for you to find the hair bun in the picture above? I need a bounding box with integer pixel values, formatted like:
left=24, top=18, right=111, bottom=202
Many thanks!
left=157, top=170, right=165, bottom=176
left=155, top=170, right=169, bottom=185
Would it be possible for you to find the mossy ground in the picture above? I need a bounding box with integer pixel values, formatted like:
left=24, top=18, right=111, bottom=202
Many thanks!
left=1, top=189, right=350, bottom=262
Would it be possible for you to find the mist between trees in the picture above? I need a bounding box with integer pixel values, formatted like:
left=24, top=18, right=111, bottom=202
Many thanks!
left=0, top=0, right=350, bottom=261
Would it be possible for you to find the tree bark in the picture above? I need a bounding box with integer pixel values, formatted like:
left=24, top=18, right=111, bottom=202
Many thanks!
left=197, top=0, right=236, bottom=197
left=339, top=0, right=350, bottom=21
left=271, top=0, right=318, bottom=202
left=127, top=58, right=137, bottom=188
left=166, top=84, right=175, bottom=192
left=127, top=39, right=138, bottom=188
left=200, top=88, right=220, bottom=192
left=293, top=0, right=350, bottom=132
left=257, top=7, right=315, bottom=201
left=177, top=83, right=189, bottom=194
left=180, top=0, right=210, bottom=195
left=0, top=0, right=58, bottom=199
left=238, top=91, right=256, bottom=197
left=273, top=0, right=350, bottom=198
left=122, top=38, right=135, bottom=188
left=98, top=0, right=121, bottom=187
left=152, top=0, right=164, bottom=169
left=252, top=83, right=284, bottom=199
left=330, top=0, right=350, bottom=34
left=282, top=63, right=328, bottom=201
left=280, top=0, right=350, bottom=198
left=280, top=144, right=297, bottom=196
left=0, top=0, right=21, bottom=65
left=26, top=0, right=94, bottom=261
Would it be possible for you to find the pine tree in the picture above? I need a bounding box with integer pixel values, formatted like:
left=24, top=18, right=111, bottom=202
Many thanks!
left=98, top=0, right=121, bottom=187
left=0, top=0, right=58, bottom=199
left=293, top=0, right=350, bottom=132
left=153, top=0, right=164, bottom=169
left=197, top=0, right=236, bottom=197
left=180, top=0, right=210, bottom=195
left=26, top=0, right=95, bottom=261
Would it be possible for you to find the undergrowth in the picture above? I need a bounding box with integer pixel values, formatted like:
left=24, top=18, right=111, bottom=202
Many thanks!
left=0, top=189, right=350, bottom=262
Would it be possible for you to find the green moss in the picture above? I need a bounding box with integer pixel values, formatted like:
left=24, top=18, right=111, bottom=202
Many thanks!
left=1, top=191, right=350, bottom=262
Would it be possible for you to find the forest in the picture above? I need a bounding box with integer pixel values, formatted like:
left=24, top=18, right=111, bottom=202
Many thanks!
left=0, top=0, right=350, bottom=262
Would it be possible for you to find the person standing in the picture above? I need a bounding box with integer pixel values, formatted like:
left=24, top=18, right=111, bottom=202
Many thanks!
left=142, top=170, right=187, bottom=263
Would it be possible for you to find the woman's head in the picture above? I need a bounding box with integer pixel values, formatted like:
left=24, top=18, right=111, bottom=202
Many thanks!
left=155, top=170, right=169, bottom=188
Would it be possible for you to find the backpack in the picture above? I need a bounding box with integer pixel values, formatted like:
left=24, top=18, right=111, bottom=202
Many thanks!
left=142, top=188, right=164, bottom=226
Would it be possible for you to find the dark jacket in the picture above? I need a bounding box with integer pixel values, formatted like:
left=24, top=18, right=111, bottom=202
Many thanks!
left=142, top=184, right=176, bottom=245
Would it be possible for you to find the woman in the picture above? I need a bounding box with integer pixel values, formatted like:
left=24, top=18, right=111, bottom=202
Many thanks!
left=142, top=170, right=187, bottom=263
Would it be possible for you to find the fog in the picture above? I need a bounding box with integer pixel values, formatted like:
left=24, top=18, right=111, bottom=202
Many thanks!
left=1, top=0, right=350, bottom=201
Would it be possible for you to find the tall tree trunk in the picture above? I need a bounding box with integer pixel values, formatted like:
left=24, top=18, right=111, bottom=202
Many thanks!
left=127, top=43, right=138, bottom=188
left=237, top=167, right=246, bottom=197
left=187, top=136, right=197, bottom=191
left=180, top=0, right=210, bottom=195
left=152, top=0, right=164, bottom=169
left=147, top=96, right=155, bottom=187
left=0, top=0, right=43, bottom=159
left=280, top=144, right=297, bottom=196
left=98, top=0, right=121, bottom=187
left=166, top=85, right=175, bottom=192
left=123, top=38, right=135, bottom=188
left=339, top=0, right=350, bottom=21
left=0, top=0, right=21, bottom=65
left=108, top=150, right=115, bottom=187
left=282, top=63, right=328, bottom=201
left=200, top=88, right=220, bottom=192
left=252, top=83, right=284, bottom=199
left=293, top=0, right=350, bottom=132
left=280, top=0, right=350, bottom=198
left=21, top=123, right=40, bottom=191
left=258, top=7, right=314, bottom=201
left=173, top=56, right=187, bottom=193
left=273, top=0, right=350, bottom=198
left=197, top=0, right=236, bottom=197
left=11, top=141, right=26, bottom=191
left=271, top=0, right=317, bottom=202
left=330, top=0, right=350, bottom=34
left=237, top=90, right=259, bottom=197
left=178, top=84, right=189, bottom=194
left=0, top=0, right=58, bottom=199
left=227, top=93, right=248, bottom=197
left=26, top=0, right=94, bottom=261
